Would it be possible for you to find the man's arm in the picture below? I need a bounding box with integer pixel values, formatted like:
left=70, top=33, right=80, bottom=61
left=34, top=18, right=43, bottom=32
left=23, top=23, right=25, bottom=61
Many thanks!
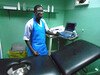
left=25, top=40, right=39, bottom=56
left=46, top=30, right=59, bottom=36
left=23, top=19, right=39, bottom=56
left=42, top=19, right=59, bottom=36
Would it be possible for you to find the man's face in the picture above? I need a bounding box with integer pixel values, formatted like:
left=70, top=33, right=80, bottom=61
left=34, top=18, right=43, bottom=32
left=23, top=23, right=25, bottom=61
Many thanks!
left=34, top=7, right=44, bottom=19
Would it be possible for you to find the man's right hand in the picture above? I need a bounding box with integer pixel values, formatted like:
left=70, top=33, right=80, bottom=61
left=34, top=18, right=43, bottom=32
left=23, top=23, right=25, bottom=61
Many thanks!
left=25, top=40, right=39, bottom=56
left=55, top=32, right=60, bottom=36
left=33, top=51, right=39, bottom=56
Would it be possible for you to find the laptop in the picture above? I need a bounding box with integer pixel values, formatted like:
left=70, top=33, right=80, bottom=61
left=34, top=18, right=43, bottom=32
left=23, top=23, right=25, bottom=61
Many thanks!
left=65, top=23, right=76, bottom=32
left=58, top=23, right=76, bottom=39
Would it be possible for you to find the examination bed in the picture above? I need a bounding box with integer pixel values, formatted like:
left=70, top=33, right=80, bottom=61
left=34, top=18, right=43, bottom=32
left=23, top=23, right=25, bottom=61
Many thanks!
left=0, top=40, right=100, bottom=75
left=51, top=40, right=100, bottom=75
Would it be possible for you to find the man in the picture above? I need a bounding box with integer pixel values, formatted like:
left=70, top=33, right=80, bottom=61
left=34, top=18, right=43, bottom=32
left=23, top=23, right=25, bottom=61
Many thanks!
left=23, top=5, right=58, bottom=56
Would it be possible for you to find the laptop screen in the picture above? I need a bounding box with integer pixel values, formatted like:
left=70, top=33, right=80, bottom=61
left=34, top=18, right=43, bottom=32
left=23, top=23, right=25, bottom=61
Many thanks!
left=65, top=23, right=76, bottom=31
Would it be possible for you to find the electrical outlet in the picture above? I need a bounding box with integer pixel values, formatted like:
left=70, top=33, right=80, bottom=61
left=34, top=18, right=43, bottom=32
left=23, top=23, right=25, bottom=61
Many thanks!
left=95, top=68, right=99, bottom=71
left=82, top=29, right=84, bottom=32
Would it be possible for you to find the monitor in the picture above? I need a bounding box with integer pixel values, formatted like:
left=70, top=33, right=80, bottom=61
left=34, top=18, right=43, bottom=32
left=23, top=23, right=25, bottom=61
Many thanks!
left=65, top=23, right=76, bottom=31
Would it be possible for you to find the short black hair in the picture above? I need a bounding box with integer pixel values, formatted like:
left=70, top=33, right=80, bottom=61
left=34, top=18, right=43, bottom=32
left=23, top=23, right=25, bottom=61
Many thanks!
left=34, top=5, right=43, bottom=11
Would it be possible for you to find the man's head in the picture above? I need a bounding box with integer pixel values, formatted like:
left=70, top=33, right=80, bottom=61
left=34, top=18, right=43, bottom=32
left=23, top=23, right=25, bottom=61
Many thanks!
left=34, top=5, right=44, bottom=19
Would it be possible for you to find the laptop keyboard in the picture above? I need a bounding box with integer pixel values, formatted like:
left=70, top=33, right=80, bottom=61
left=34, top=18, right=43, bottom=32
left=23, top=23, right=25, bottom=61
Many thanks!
left=58, top=31, right=75, bottom=39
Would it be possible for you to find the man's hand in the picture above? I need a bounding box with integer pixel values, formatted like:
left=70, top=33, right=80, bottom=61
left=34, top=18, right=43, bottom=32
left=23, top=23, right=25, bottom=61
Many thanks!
left=55, top=32, right=60, bottom=36
left=25, top=40, right=39, bottom=56
left=33, top=51, right=39, bottom=56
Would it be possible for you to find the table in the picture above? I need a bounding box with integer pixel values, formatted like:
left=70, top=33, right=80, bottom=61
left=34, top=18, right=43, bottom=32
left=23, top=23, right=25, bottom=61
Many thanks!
left=48, top=34, right=78, bottom=55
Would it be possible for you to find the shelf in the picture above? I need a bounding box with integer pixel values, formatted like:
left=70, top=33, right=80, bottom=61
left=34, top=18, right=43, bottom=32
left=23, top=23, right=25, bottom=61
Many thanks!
left=0, top=9, right=53, bottom=13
